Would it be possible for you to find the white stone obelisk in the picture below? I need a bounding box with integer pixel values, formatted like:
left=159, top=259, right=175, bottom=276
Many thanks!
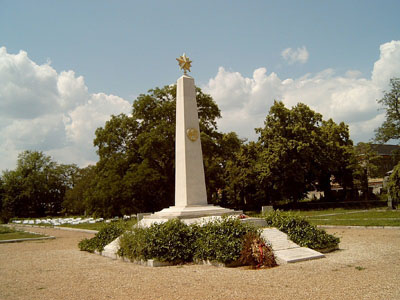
left=175, top=74, right=207, bottom=206
left=141, top=54, right=241, bottom=222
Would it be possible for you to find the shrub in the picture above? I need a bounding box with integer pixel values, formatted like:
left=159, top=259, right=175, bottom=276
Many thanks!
left=119, top=219, right=198, bottom=263
left=79, top=221, right=127, bottom=253
left=193, top=217, right=258, bottom=265
left=118, top=217, right=261, bottom=266
left=145, top=219, right=198, bottom=263
left=263, top=210, right=340, bottom=251
left=118, top=226, right=148, bottom=260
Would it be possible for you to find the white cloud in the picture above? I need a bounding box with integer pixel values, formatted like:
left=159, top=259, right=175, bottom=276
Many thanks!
left=204, top=41, right=400, bottom=143
left=1, top=41, right=400, bottom=171
left=281, top=46, right=309, bottom=64
left=372, top=40, right=400, bottom=87
left=0, top=47, right=131, bottom=171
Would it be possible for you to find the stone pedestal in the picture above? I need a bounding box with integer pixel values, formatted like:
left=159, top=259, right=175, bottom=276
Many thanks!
left=144, top=74, right=240, bottom=222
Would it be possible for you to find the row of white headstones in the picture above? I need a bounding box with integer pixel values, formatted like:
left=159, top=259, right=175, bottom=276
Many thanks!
left=11, top=215, right=134, bottom=226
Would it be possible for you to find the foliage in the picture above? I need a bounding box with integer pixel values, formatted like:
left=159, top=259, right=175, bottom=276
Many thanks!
left=118, top=217, right=259, bottom=266
left=222, top=141, right=264, bottom=209
left=353, top=142, right=381, bottom=200
left=0, top=151, right=77, bottom=220
left=256, top=101, right=354, bottom=203
left=119, top=219, right=198, bottom=263
left=263, top=210, right=340, bottom=250
left=239, top=231, right=277, bottom=268
left=193, top=217, right=258, bottom=265
left=62, top=165, right=96, bottom=215
left=387, top=162, right=400, bottom=207
left=78, top=221, right=128, bottom=253
left=375, top=78, right=400, bottom=142
left=118, top=227, right=148, bottom=261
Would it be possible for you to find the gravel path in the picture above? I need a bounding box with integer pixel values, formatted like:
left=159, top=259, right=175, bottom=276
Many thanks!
left=0, top=226, right=399, bottom=300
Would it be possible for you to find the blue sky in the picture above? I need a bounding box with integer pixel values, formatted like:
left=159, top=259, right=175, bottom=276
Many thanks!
left=1, top=0, right=400, bottom=170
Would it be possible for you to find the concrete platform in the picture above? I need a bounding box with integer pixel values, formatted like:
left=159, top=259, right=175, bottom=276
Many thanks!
left=143, top=205, right=242, bottom=221
left=139, top=213, right=241, bottom=227
left=274, top=247, right=325, bottom=264
left=261, top=228, right=299, bottom=250
left=261, top=227, right=325, bottom=264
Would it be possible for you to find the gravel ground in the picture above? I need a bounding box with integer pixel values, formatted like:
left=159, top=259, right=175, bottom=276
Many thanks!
left=0, top=226, right=399, bottom=300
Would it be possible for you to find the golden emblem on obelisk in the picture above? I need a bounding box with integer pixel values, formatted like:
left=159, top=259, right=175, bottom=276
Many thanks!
left=186, top=128, right=199, bottom=142
left=176, top=53, right=192, bottom=74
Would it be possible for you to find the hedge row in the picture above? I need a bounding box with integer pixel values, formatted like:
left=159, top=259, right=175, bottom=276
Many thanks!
left=78, top=221, right=128, bottom=253
left=263, top=210, right=340, bottom=251
left=118, top=217, right=277, bottom=267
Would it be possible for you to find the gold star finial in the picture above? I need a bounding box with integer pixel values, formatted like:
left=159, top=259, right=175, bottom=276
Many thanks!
left=176, top=53, right=192, bottom=74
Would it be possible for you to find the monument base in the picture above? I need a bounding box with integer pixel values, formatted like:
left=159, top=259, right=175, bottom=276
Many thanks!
left=139, top=205, right=242, bottom=226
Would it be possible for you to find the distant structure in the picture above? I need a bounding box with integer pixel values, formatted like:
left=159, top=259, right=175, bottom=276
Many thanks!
left=371, top=144, right=400, bottom=176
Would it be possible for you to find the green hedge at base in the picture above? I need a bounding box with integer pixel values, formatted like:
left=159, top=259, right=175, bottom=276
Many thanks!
left=78, top=221, right=127, bottom=253
left=263, top=210, right=340, bottom=251
left=118, top=217, right=259, bottom=265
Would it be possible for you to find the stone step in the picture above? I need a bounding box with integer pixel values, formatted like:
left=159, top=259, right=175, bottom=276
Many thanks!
left=274, top=247, right=325, bottom=264
left=261, top=227, right=325, bottom=264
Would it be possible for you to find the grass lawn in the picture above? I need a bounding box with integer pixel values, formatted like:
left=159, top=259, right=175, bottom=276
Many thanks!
left=60, top=219, right=138, bottom=231
left=285, top=209, right=400, bottom=226
left=0, top=226, right=46, bottom=241
left=60, top=223, right=106, bottom=231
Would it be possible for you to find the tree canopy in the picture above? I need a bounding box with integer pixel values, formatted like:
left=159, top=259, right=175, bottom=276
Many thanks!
left=256, top=101, right=354, bottom=203
left=0, top=151, right=76, bottom=221
left=387, top=162, right=400, bottom=207
left=1, top=87, right=363, bottom=219
left=375, top=77, right=400, bottom=143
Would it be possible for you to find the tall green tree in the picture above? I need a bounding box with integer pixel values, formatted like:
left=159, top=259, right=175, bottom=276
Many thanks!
left=223, top=141, right=263, bottom=209
left=387, top=162, right=400, bottom=208
left=62, top=165, right=95, bottom=215
left=317, top=119, right=354, bottom=200
left=375, top=78, right=400, bottom=142
left=256, top=101, right=354, bottom=203
left=1, top=151, right=72, bottom=219
left=353, top=142, right=381, bottom=200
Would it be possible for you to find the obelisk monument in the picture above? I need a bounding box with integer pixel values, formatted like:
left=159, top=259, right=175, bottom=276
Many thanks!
left=142, top=54, right=240, bottom=222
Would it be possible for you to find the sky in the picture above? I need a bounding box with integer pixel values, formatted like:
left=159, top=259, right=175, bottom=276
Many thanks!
left=1, top=0, right=400, bottom=171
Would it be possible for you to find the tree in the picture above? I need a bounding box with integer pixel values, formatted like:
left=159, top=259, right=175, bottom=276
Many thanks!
left=62, top=165, right=95, bottom=215
left=353, top=142, right=381, bottom=200
left=375, top=78, right=400, bottom=143
left=1, top=151, right=73, bottom=218
left=86, top=85, right=224, bottom=217
left=317, top=119, right=354, bottom=201
left=256, top=101, right=355, bottom=203
left=387, top=162, right=400, bottom=208
left=223, top=141, right=263, bottom=209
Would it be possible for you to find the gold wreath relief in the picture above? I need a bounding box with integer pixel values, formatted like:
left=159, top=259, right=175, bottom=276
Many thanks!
left=186, top=128, right=199, bottom=142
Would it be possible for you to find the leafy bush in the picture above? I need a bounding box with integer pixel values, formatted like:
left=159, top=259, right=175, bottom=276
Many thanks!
left=119, top=219, right=197, bottom=263
left=118, top=226, right=148, bottom=260
left=118, top=217, right=261, bottom=266
left=263, top=210, right=340, bottom=250
left=79, top=221, right=127, bottom=253
left=193, top=217, right=258, bottom=265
